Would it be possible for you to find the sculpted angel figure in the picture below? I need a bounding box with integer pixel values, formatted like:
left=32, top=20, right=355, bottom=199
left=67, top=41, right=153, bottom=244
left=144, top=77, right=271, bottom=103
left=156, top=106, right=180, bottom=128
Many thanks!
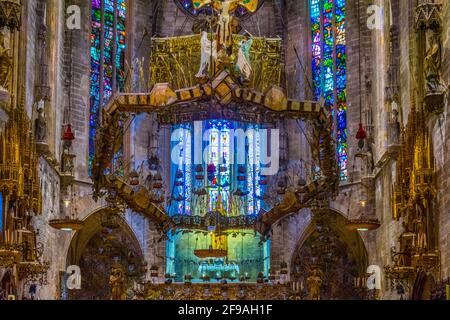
left=196, top=31, right=217, bottom=79
left=34, top=100, right=47, bottom=142
left=235, top=32, right=253, bottom=82
left=0, top=31, right=12, bottom=91
left=424, top=33, right=445, bottom=93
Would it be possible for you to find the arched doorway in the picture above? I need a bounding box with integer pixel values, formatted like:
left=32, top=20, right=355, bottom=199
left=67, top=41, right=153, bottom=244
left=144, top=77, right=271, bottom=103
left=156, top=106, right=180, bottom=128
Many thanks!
left=290, top=211, right=368, bottom=300
left=65, top=209, right=145, bottom=300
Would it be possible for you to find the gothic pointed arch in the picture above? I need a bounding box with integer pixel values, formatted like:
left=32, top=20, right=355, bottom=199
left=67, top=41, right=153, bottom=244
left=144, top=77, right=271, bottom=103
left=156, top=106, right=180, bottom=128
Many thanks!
left=290, top=209, right=368, bottom=300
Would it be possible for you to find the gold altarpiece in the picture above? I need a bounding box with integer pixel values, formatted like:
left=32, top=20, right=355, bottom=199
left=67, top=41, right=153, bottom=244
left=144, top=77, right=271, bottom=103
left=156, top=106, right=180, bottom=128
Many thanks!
left=387, top=105, right=440, bottom=292
left=0, top=0, right=48, bottom=289
left=150, top=34, right=282, bottom=92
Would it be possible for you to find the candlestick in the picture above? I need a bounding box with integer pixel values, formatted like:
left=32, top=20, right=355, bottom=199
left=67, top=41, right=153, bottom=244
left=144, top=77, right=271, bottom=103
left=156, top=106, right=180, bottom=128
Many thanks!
left=43, top=1, right=47, bottom=26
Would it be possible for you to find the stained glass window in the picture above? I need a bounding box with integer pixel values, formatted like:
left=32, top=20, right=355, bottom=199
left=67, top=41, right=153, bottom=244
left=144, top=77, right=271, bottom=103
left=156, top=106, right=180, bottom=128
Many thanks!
left=246, top=125, right=261, bottom=215
left=171, top=124, right=193, bottom=215
left=310, top=0, right=348, bottom=181
left=167, top=121, right=266, bottom=281
left=205, top=120, right=233, bottom=213
left=169, top=121, right=262, bottom=217
left=89, top=0, right=127, bottom=173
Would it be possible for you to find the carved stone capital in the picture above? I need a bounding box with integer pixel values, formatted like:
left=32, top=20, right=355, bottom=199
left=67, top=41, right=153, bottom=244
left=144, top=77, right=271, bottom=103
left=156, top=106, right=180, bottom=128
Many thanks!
left=415, top=0, right=443, bottom=31
left=0, top=0, right=22, bottom=30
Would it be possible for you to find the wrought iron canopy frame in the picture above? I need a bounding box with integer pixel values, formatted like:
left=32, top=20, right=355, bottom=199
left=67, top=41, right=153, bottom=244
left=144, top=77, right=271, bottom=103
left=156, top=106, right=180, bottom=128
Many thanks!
left=92, top=72, right=339, bottom=236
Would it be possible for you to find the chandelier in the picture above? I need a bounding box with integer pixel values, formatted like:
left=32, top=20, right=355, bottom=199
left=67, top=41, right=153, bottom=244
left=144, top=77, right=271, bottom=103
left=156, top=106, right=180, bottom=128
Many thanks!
left=49, top=184, right=84, bottom=231
left=345, top=142, right=380, bottom=232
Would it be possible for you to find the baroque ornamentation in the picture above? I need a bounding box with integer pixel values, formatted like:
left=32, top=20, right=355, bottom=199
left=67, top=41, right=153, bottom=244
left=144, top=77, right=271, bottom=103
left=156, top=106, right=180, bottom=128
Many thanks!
left=388, top=105, right=440, bottom=294
left=16, top=261, right=50, bottom=285
left=141, top=283, right=298, bottom=300
left=150, top=35, right=282, bottom=93
left=0, top=243, right=20, bottom=268
left=0, top=0, right=21, bottom=31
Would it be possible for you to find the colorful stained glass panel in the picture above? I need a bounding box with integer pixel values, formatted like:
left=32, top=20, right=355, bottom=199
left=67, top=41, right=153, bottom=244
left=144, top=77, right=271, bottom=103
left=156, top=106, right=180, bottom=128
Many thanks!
left=310, top=0, right=348, bottom=181
left=89, top=0, right=126, bottom=173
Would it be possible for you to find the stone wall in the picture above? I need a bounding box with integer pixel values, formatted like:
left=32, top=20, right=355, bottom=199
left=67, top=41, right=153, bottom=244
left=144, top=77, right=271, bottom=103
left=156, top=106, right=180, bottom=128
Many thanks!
left=270, top=209, right=312, bottom=277
left=24, top=0, right=165, bottom=299
left=32, top=158, right=69, bottom=300
left=433, top=0, right=450, bottom=280
left=364, top=0, right=415, bottom=299
left=63, top=0, right=91, bottom=181
left=21, top=0, right=69, bottom=300
left=24, top=0, right=38, bottom=118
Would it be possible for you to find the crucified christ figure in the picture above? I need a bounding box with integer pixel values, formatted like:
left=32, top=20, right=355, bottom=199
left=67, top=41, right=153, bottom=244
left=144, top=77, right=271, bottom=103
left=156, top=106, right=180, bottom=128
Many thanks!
left=192, top=0, right=259, bottom=54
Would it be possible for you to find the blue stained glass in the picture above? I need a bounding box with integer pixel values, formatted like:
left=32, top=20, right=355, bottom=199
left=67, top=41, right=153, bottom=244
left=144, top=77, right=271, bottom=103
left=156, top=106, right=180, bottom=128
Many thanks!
left=169, top=121, right=262, bottom=217
left=89, top=0, right=126, bottom=173
left=311, top=0, right=321, bottom=19
left=310, top=0, right=348, bottom=181
left=338, top=110, right=347, bottom=129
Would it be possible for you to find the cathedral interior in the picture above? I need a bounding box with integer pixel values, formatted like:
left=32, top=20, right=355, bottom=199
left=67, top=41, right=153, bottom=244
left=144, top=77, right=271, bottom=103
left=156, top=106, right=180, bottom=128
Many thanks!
left=0, top=0, right=449, bottom=301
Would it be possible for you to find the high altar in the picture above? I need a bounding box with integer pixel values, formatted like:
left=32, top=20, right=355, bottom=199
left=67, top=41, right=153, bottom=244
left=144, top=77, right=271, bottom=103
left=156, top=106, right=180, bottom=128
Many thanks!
left=91, top=0, right=338, bottom=290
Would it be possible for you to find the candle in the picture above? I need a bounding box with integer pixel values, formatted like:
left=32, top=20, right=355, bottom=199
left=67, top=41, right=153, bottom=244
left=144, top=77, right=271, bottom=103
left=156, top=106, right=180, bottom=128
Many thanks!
left=446, top=284, right=450, bottom=300
left=43, top=1, right=47, bottom=26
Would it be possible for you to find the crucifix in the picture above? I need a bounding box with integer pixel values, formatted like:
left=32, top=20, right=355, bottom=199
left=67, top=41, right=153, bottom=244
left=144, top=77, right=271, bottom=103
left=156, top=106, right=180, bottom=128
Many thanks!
left=192, top=0, right=259, bottom=53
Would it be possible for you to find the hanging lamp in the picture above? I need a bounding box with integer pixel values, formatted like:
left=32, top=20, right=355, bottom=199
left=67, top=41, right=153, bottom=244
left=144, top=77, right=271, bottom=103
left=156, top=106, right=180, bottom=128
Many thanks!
left=50, top=30, right=83, bottom=232
left=354, top=0, right=369, bottom=151
left=345, top=190, right=380, bottom=231
left=356, top=123, right=367, bottom=140
left=345, top=0, right=380, bottom=232
left=49, top=216, right=84, bottom=232
left=50, top=170, right=84, bottom=232
left=345, top=218, right=381, bottom=232
left=62, top=123, right=75, bottom=141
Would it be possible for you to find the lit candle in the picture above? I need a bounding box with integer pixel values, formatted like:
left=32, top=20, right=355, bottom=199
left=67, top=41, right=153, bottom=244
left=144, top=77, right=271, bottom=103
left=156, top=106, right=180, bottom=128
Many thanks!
left=43, top=1, right=47, bottom=26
